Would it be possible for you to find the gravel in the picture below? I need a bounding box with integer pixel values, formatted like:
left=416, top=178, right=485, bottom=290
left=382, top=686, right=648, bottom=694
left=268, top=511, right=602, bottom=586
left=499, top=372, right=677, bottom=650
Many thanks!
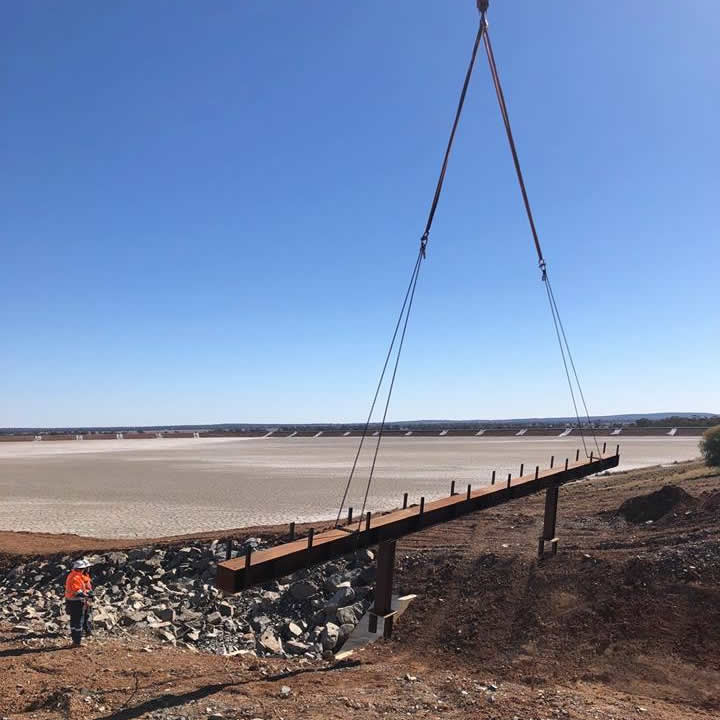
left=0, top=537, right=375, bottom=659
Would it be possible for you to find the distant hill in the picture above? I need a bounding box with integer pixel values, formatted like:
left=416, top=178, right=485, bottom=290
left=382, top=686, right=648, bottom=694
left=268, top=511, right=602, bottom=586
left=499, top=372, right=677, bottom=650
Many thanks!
left=1, top=412, right=717, bottom=435
left=405, top=412, right=719, bottom=426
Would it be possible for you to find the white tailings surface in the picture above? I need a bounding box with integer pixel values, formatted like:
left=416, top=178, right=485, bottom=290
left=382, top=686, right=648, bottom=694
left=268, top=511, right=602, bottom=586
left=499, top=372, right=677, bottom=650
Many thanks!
left=0, top=436, right=700, bottom=538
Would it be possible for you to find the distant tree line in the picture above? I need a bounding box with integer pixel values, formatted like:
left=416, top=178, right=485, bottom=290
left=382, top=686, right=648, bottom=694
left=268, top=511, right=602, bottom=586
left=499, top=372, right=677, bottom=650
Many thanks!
left=633, top=416, right=718, bottom=428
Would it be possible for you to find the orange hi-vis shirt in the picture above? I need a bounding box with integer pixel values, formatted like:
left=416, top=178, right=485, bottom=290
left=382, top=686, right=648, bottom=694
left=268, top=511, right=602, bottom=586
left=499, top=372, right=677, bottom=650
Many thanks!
left=64, top=570, right=87, bottom=600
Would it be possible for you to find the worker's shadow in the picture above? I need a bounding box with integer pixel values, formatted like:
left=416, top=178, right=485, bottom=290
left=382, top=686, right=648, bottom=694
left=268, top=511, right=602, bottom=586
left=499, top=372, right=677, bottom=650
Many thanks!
left=96, top=660, right=361, bottom=720
left=0, top=631, right=62, bottom=643
left=0, top=644, right=71, bottom=658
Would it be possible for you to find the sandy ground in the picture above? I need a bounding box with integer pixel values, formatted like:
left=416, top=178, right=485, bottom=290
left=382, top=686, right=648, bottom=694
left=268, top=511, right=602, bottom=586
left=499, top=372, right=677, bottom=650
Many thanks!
left=0, top=435, right=700, bottom=538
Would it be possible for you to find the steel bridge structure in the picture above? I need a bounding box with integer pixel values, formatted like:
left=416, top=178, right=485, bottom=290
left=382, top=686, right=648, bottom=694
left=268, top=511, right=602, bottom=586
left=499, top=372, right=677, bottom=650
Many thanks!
left=217, top=448, right=620, bottom=638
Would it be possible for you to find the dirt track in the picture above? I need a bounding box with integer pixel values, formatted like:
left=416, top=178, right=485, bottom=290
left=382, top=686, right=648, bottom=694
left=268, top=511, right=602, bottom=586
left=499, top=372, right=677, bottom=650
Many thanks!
left=1, top=461, right=719, bottom=719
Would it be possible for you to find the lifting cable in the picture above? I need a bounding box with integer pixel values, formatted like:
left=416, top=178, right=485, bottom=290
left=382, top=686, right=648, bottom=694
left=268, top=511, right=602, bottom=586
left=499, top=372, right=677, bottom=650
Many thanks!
left=335, top=0, right=601, bottom=528
left=333, top=7, right=489, bottom=528
left=482, top=16, right=601, bottom=457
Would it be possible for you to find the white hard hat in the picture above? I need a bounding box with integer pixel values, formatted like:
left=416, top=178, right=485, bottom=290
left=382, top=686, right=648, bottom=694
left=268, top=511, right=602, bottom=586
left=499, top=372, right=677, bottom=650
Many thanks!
left=72, top=559, right=90, bottom=570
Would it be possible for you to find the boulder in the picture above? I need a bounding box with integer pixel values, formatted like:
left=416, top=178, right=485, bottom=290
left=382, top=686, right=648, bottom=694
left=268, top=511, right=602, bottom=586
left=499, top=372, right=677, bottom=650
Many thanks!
left=127, top=548, right=152, bottom=562
left=193, top=557, right=211, bottom=572
left=8, top=565, right=25, bottom=580
left=250, top=614, right=271, bottom=632
left=335, top=605, right=359, bottom=626
left=258, top=628, right=283, bottom=655
left=241, top=537, right=262, bottom=551
left=353, top=585, right=372, bottom=600
left=119, top=611, right=145, bottom=626
left=329, top=584, right=355, bottom=608
left=218, top=602, right=234, bottom=618
left=178, top=609, right=203, bottom=625
left=46, top=563, right=67, bottom=578
left=142, top=554, right=164, bottom=570
left=259, top=591, right=281, bottom=609
left=156, top=629, right=176, bottom=643
left=320, top=622, right=340, bottom=651
left=289, top=580, right=318, bottom=601
left=338, top=623, right=354, bottom=646
left=323, top=574, right=346, bottom=593
left=354, top=549, right=374, bottom=564
left=309, top=609, right=327, bottom=628
left=283, top=621, right=303, bottom=638
left=155, top=607, right=175, bottom=623
left=183, top=627, right=201, bottom=642
left=207, top=611, right=222, bottom=625
left=285, top=640, right=310, bottom=655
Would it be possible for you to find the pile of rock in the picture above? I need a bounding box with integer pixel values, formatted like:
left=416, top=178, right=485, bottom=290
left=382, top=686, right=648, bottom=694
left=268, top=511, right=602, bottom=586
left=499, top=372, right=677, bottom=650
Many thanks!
left=0, top=538, right=376, bottom=659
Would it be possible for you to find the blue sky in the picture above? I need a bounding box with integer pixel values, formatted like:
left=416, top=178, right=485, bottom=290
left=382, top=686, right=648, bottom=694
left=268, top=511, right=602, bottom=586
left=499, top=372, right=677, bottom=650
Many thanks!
left=2, top=1, right=718, bottom=427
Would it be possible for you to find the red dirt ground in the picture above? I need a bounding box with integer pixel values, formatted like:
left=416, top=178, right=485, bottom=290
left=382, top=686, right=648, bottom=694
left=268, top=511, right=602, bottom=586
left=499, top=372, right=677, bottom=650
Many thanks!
left=1, top=461, right=719, bottom=719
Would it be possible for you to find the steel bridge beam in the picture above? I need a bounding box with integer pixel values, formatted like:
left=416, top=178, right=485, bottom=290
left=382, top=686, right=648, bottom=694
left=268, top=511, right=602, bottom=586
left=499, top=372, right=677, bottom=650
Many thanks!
left=216, top=452, right=619, bottom=593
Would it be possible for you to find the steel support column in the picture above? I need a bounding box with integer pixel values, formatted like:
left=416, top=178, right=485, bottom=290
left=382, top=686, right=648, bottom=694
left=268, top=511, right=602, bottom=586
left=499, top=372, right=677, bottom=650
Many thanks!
left=368, top=540, right=397, bottom=638
left=537, top=485, right=559, bottom=559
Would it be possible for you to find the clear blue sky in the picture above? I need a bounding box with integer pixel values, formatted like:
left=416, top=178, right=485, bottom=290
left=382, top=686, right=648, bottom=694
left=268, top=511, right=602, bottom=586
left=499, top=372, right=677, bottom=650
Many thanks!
left=2, top=1, right=718, bottom=427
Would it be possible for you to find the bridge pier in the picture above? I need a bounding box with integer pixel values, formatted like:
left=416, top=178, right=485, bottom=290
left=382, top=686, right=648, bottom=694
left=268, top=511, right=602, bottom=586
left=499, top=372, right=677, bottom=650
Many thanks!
left=537, top=484, right=560, bottom=559
left=368, top=540, right=397, bottom=638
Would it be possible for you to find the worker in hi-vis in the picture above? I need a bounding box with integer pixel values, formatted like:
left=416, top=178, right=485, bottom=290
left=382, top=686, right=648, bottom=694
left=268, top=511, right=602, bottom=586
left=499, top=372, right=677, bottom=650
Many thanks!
left=64, top=559, right=94, bottom=646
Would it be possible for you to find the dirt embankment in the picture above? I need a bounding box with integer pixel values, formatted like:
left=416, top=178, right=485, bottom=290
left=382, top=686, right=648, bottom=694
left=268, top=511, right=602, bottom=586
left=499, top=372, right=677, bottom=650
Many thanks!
left=1, top=460, right=719, bottom=720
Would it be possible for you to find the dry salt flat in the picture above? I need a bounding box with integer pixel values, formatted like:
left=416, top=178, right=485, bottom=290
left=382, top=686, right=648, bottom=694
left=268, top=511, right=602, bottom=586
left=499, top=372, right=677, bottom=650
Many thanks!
left=0, top=435, right=700, bottom=538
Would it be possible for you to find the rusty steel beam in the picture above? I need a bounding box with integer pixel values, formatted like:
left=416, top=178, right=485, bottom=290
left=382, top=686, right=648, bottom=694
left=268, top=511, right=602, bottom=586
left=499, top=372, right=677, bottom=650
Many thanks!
left=216, top=452, right=619, bottom=593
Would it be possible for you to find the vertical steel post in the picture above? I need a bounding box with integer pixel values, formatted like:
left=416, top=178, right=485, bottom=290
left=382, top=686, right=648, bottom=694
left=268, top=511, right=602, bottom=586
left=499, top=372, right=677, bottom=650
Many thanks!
left=550, top=455, right=554, bottom=469
left=450, top=480, right=456, bottom=496
left=225, top=538, right=233, bottom=561
left=243, top=546, right=253, bottom=589
left=543, top=487, right=559, bottom=540
left=602, top=442, right=607, bottom=454
left=520, top=463, right=524, bottom=476
left=491, top=470, right=496, bottom=485
left=369, top=540, right=397, bottom=638
left=466, top=483, right=472, bottom=500
left=576, top=449, right=580, bottom=461
left=365, top=511, right=372, bottom=531
left=307, top=528, right=314, bottom=548
left=289, top=522, right=296, bottom=540
left=348, top=507, right=353, bottom=525
left=402, top=493, right=408, bottom=509
left=538, top=485, right=560, bottom=559
left=507, top=473, right=512, bottom=488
